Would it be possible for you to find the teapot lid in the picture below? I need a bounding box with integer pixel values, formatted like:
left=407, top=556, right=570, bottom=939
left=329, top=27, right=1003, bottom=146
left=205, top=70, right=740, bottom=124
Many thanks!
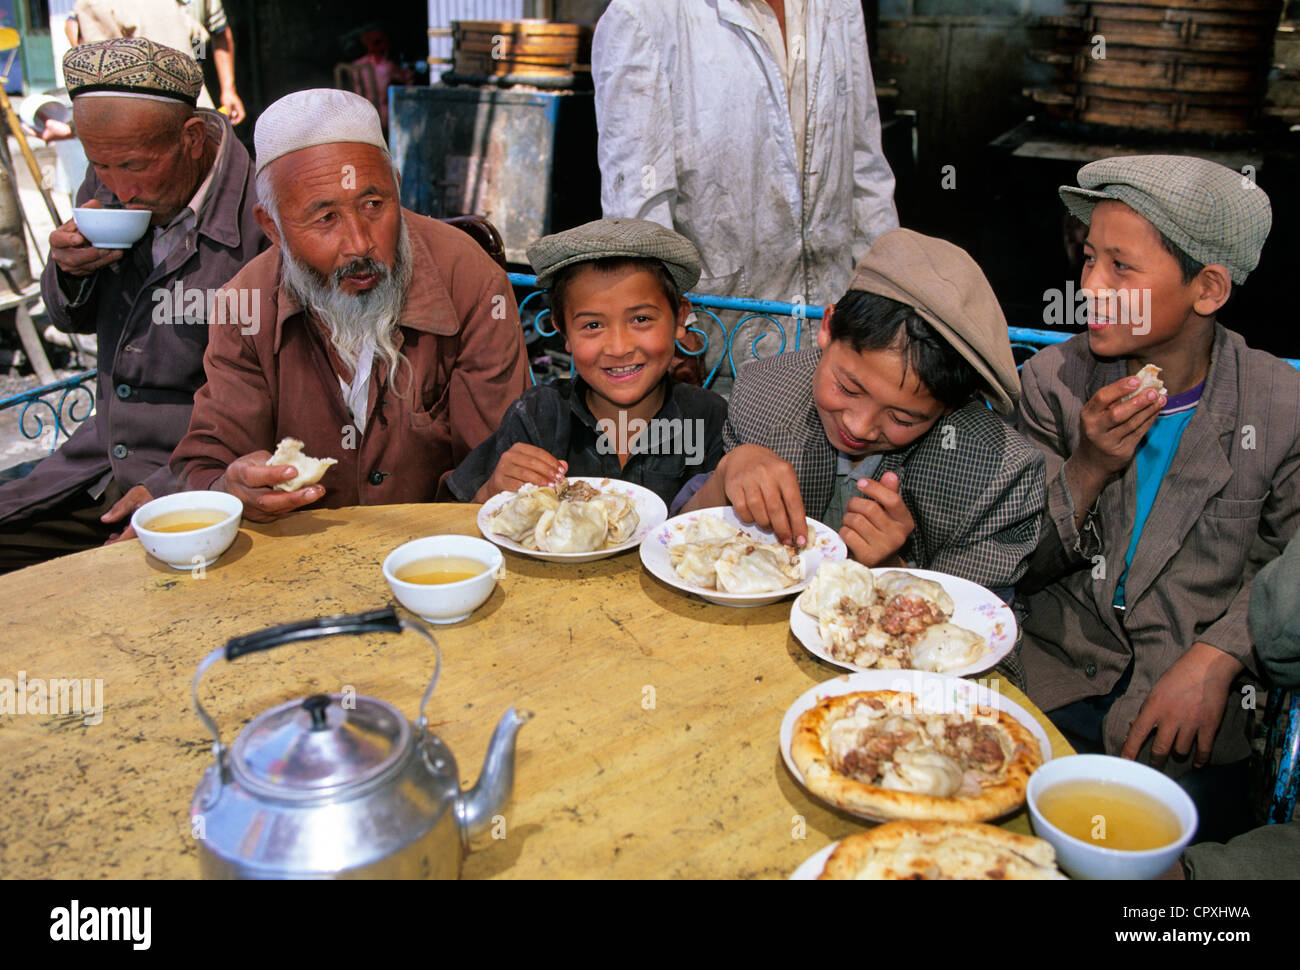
left=230, top=693, right=411, bottom=800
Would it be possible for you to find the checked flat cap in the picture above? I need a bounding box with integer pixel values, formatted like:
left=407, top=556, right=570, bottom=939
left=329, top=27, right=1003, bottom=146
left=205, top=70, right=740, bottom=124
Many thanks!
left=847, top=228, right=1020, bottom=415
left=528, top=218, right=701, bottom=294
left=1059, top=155, right=1272, bottom=284
left=64, top=37, right=204, bottom=105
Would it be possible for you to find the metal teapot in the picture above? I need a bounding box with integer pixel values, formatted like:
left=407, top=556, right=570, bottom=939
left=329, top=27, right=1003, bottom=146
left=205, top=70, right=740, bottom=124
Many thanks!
left=188, top=607, right=531, bottom=879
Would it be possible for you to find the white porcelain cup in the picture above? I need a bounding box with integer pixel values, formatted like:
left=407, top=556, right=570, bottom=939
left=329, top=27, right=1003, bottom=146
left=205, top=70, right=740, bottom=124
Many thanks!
left=131, top=491, right=243, bottom=570
left=73, top=206, right=151, bottom=249
left=1027, top=754, right=1197, bottom=880
left=383, top=535, right=504, bottom=624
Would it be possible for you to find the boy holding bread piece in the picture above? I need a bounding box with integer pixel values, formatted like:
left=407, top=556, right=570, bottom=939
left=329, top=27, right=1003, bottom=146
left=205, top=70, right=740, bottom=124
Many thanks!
left=1015, top=155, right=1300, bottom=841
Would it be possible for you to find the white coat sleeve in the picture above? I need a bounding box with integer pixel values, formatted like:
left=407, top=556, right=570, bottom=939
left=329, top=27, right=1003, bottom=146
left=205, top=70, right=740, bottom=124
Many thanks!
left=847, top=4, right=899, bottom=258
left=591, top=3, right=676, bottom=229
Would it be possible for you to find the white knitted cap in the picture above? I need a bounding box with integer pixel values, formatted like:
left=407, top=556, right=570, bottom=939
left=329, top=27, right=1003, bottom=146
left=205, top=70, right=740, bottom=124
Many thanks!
left=254, top=89, right=388, bottom=174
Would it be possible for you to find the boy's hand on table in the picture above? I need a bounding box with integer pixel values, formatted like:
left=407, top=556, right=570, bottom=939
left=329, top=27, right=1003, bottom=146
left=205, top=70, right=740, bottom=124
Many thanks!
left=474, top=444, right=566, bottom=503
left=840, top=471, right=914, bottom=566
left=716, top=444, right=808, bottom=547
left=216, top=452, right=324, bottom=522
left=1120, top=641, right=1244, bottom=768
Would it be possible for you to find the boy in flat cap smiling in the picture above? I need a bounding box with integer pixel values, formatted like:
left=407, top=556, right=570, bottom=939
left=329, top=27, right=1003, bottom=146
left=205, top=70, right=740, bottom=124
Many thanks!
left=683, top=228, right=1046, bottom=593
left=445, top=218, right=727, bottom=508
left=1016, top=155, right=1300, bottom=841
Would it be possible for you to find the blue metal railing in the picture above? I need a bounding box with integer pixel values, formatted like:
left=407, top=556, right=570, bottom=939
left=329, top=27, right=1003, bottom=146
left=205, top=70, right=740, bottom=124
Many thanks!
left=511, top=273, right=1300, bottom=386
left=2, top=284, right=1298, bottom=457
left=0, top=369, right=97, bottom=455
left=513, top=272, right=826, bottom=388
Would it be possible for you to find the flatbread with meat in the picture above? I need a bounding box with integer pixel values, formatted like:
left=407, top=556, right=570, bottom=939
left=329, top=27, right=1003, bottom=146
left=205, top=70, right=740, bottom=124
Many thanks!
left=790, top=690, right=1041, bottom=822
left=817, top=820, right=1065, bottom=880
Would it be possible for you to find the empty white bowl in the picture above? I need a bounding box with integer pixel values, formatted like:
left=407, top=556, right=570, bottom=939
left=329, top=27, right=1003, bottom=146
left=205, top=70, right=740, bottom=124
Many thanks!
left=73, top=206, right=151, bottom=249
left=383, top=535, right=503, bottom=624
left=131, top=491, right=243, bottom=570
left=1027, top=754, right=1197, bottom=880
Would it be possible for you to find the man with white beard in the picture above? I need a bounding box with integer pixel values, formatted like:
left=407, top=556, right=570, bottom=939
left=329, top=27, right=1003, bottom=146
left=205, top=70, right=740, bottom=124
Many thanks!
left=169, top=89, right=529, bottom=517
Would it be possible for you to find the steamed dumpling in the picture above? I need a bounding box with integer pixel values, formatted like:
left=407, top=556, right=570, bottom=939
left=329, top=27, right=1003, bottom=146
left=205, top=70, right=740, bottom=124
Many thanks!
left=490, top=484, right=560, bottom=542
left=667, top=515, right=746, bottom=587
left=594, top=491, right=640, bottom=545
left=878, top=749, right=964, bottom=798
left=910, top=623, right=987, bottom=673
left=714, top=540, right=802, bottom=593
left=534, top=500, right=608, bottom=553
left=875, top=571, right=955, bottom=617
left=798, top=560, right=876, bottom=618
left=670, top=540, right=731, bottom=589
left=673, top=515, right=745, bottom=546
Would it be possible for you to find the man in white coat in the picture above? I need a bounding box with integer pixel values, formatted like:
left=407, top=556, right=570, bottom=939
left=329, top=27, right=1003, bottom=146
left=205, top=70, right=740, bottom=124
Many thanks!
left=592, top=0, right=899, bottom=383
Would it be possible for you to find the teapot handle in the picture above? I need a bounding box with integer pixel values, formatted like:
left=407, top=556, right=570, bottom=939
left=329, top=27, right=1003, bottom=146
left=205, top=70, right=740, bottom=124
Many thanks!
left=192, top=607, right=443, bottom=778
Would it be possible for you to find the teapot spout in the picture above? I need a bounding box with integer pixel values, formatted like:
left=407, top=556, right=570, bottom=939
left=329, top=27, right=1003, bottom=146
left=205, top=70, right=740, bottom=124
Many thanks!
left=456, top=707, right=533, bottom=843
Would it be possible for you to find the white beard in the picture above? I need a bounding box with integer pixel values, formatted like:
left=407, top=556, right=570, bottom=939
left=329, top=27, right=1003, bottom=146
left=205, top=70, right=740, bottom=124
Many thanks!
left=279, top=218, right=414, bottom=389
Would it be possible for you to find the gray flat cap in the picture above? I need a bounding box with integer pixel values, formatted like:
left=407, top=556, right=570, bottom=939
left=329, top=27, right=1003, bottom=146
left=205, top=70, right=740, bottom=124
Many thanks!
left=848, top=228, right=1021, bottom=415
left=1059, top=155, right=1272, bottom=284
left=528, top=218, right=702, bottom=293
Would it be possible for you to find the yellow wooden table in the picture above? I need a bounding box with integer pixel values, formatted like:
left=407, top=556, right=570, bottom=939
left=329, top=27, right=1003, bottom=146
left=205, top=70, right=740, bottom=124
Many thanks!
left=0, top=504, right=1071, bottom=879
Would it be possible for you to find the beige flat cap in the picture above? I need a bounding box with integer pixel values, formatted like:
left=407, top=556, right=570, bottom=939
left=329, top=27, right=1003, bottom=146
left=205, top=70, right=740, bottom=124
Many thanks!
left=255, top=89, right=388, bottom=174
left=1059, top=154, right=1272, bottom=284
left=528, top=217, right=702, bottom=294
left=847, top=228, right=1019, bottom=415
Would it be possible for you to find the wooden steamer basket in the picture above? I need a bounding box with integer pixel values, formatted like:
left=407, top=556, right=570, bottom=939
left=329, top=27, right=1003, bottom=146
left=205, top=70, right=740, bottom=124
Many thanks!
left=451, top=19, right=587, bottom=81
left=1028, top=0, right=1284, bottom=132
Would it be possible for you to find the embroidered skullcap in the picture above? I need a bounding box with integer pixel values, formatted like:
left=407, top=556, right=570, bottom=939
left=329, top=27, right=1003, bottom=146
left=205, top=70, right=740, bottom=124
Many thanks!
left=64, top=37, right=204, bottom=105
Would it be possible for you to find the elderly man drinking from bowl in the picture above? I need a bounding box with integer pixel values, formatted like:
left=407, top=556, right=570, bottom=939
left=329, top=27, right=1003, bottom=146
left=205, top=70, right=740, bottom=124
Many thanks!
left=169, top=89, right=530, bottom=518
left=0, top=37, right=265, bottom=573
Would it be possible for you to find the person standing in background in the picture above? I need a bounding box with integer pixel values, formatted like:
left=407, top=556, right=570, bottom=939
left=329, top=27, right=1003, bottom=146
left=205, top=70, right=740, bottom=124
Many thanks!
left=592, top=0, right=899, bottom=387
left=182, top=0, right=245, bottom=124
left=70, top=0, right=246, bottom=124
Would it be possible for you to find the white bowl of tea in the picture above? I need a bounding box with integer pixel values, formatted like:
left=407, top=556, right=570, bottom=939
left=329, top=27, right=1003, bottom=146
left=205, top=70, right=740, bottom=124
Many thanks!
left=1027, top=754, right=1197, bottom=880
left=73, top=205, right=152, bottom=249
left=383, top=535, right=503, bottom=624
left=131, top=491, right=243, bottom=570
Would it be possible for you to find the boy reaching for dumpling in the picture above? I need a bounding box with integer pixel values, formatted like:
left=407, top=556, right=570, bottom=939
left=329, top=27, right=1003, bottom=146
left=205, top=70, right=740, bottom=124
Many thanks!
left=682, top=228, right=1047, bottom=593
left=445, top=219, right=727, bottom=508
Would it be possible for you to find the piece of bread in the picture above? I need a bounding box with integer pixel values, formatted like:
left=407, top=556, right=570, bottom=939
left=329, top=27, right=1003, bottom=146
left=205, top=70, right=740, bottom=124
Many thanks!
left=1120, top=363, right=1165, bottom=403
left=817, top=821, right=1066, bottom=880
left=266, top=438, right=337, bottom=492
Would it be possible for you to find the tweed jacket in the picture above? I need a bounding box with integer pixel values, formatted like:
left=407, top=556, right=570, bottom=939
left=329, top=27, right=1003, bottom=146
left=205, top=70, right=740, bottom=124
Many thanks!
left=723, top=348, right=1046, bottom=588
left=1016, top=326, right=1300, bottom=769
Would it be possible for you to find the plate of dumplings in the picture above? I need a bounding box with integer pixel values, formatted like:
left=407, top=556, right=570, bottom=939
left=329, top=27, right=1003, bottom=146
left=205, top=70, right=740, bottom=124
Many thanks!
left=789, top=562, right=1017, bottom=676
left=478, top=477, right=667, bottom=563
left=639, top=507, right=847, bottom=607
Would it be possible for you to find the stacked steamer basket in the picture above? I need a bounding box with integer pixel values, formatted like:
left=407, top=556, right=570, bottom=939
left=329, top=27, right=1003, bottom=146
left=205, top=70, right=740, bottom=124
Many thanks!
left=1027, top=0, right=1284, bottom=133
left=448, top=19, right=590, bottom=88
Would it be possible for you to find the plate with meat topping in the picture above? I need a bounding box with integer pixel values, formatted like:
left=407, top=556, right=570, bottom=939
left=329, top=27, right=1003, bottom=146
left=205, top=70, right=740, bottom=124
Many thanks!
left=638, top=507, right=847, bottom=607
left=780, top=671, right=1051, bottom=823
left=789, top=565, right=1015, bottom=677
left=477, top=477, right=667, bottom=563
